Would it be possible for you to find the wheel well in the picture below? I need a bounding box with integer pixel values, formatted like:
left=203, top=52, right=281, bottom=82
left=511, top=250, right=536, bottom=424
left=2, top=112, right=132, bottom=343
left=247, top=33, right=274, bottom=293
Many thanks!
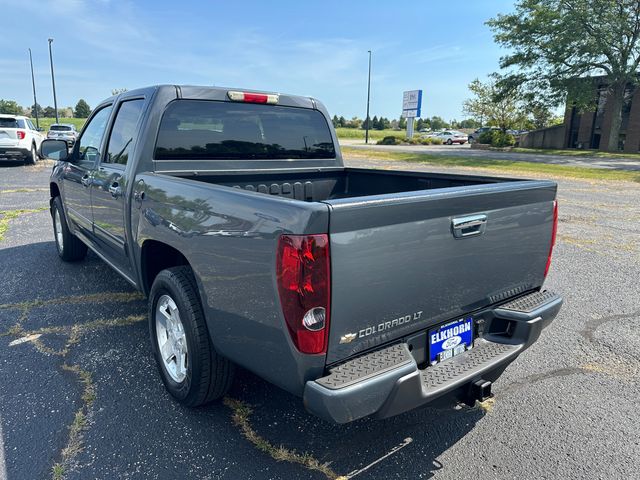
left=50, top=182, right=60, bottom=199
left=140, top=240, right=189, bottom=295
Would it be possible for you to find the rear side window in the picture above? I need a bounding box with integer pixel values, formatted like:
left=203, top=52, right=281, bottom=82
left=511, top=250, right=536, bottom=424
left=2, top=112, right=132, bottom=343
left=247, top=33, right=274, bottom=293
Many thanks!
left=0, top=118, right=18, bottom=128
left=105, top=99, right=145, bottom=166
left=154, top=100, right=335, bottom=160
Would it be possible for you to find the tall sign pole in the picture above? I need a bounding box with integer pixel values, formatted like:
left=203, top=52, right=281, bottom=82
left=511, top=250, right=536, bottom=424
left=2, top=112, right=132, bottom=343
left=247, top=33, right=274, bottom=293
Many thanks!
left=401, top=90, right=422, bottom=139
left=365, top=50, right=372, bottom=144
left=28, top=48, right=39, bottom=129
left=48, top=38, right=59, bottom=124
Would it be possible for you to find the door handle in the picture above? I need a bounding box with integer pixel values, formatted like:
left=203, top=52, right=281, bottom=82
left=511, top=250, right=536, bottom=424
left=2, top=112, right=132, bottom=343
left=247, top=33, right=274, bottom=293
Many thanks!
left=108, top=182, right=122, bottom=198
left=81, top=174, right=91, bottom=188
left=452, top=214, right=487, bottom=238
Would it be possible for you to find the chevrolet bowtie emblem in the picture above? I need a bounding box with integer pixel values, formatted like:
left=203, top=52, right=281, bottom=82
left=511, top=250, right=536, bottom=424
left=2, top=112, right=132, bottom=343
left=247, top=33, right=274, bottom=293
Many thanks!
left=339, top=333, right=357, bottom=344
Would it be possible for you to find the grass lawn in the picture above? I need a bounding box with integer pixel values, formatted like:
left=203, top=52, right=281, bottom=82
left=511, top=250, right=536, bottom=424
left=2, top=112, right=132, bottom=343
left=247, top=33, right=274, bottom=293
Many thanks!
left=335, top=128, right=405, bottom=140
left=511, top=147, right=640, bottom=160
left=342, top=147, right=640, bottom=183
left=34, top=117, right=86, bottom=132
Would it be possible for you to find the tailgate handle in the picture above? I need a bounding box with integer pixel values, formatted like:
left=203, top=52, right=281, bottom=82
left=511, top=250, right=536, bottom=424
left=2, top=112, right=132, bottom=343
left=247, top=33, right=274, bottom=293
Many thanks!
left=452, top=214, right=487, bottom=238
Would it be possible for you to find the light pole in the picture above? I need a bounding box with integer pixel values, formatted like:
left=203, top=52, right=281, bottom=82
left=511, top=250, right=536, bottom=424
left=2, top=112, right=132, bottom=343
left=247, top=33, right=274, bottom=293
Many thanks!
left=28, top=48, right=39, bottom=129
left=365, top=50, right=372, bottom=144
left=48, top=38, right=59, bottom=123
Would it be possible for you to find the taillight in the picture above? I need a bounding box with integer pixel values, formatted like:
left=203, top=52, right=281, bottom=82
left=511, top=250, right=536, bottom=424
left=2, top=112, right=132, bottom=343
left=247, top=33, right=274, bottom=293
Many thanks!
left=16, top=130, right=26, bottom=140
left=544, top=200, right=558, bottom=278
left=227, top=90, right=279, bottom=104
left=276, top=234, right=330, bottom=354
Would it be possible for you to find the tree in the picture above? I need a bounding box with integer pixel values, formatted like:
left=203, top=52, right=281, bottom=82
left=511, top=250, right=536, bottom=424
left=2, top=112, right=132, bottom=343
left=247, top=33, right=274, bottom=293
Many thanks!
left=0, top=100, right=21, bottom=115
left=429, top=116, right=449, bottom=130
left=347, top=117, right=362, bottom=129
left=338, top=115, right=346, bottom=127
left=398, top=116, right=407, bottom=129
left=59, top=107, right=74, bottom=118
left=488, top=0, right=640, bottom=151
left=30, top=103, right=43, bottom=117
left=526, top=101, right=556, bottom=130
left=332, top=115, right=340, bottom=128
left=458, top=118, right=482, bottom=129
left=74, top=99, right=91, bottom=118
left=463, top=77, right=526, bottom=131
left=43, top=106, right=56, bottom=117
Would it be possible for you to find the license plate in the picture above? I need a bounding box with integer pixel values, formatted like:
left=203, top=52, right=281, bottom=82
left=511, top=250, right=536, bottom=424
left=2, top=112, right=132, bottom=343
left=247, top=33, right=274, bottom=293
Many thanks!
left=428, top=317, right=473, bottom=365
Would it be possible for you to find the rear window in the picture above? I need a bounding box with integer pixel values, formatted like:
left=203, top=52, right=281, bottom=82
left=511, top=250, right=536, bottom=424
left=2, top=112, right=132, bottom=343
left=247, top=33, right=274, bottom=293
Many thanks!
left=155, top=100, right=335, bottom=160
left=50, top=125, right=72, bottom=131
left=0, top=118, right=19, bottom=128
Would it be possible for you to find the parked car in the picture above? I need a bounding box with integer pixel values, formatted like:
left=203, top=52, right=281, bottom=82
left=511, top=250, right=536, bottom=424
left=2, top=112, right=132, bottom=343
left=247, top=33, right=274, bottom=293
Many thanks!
left=41, top=85, right=562, bottom=423
left=468, top=126, right=500, bottom=144
left=434, top=130, right=468, bottom=145
left=0, top=114, right=44, bottom=164
left=47, top=123, right=79, bottom=146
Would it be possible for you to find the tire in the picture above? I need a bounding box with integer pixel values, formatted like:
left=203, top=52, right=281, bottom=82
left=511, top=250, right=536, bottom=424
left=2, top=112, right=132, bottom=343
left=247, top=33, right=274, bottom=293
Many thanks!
left=26, top=143, right=37, bottom=165
left=446, top=139, right=453, bottom=145
left=52, top=196, right=88, bottom=261
left=149, top=266, right=234, bottom=407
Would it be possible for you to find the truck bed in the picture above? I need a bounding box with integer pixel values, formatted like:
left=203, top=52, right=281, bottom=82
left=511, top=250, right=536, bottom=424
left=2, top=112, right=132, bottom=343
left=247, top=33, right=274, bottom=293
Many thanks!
left=177, top=167, right=508, bottom=202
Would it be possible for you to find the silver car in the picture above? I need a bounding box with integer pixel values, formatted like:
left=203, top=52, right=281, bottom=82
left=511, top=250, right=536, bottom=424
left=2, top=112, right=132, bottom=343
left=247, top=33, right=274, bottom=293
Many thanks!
left=47, top=123, right=79, bottom=146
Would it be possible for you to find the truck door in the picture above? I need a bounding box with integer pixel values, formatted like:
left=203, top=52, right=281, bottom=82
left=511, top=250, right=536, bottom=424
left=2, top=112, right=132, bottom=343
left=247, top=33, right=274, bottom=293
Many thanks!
left=61, top=105, right=113, bottom=238
left=91, top=98, right=146, bottom=279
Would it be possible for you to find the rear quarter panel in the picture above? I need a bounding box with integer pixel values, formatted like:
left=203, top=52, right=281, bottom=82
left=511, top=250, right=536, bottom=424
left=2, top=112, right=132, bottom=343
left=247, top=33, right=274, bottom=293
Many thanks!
left=133, top=173, right=330, bottom=395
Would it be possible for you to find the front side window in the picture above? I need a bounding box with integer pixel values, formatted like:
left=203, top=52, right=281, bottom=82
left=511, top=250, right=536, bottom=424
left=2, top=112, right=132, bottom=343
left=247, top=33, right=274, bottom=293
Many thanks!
left=154, top=100, right=335, bottom=160
left=105, top=99, right=145, bottom=166
left=76, top=105, right=112, bottom=166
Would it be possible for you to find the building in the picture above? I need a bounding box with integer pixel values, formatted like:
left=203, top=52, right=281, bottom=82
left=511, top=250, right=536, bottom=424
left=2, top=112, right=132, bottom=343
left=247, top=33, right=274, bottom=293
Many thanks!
left=520, top=79, right=640, bottom=152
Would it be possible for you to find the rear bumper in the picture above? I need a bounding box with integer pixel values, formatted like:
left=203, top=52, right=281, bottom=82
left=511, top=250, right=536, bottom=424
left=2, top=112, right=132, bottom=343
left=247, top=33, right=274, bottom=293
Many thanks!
left=304, top=290, right=562, bottom=424
left=48, top=136, right=75, bottom=145
left=0, top=147, right=29, bottom=161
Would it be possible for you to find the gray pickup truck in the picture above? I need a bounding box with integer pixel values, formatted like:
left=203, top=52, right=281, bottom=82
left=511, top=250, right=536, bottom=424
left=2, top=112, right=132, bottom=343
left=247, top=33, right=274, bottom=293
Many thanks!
left=41, top=85, right=562, bottom=423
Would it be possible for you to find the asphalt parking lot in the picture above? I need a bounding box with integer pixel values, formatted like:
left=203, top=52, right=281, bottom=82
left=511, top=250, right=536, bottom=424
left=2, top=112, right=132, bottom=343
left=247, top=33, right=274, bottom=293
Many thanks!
left=0, top=157, right=639, bottom=480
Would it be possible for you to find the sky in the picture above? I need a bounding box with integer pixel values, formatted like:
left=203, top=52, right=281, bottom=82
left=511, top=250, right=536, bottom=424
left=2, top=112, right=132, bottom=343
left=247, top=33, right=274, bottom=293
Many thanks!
left=0, top=0, right=516, bottom=121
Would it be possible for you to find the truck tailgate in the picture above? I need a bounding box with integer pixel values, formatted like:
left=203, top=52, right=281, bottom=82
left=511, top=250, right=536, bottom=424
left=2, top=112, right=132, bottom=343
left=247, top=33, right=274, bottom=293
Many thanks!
left=324, top=180, right=557, bottom=364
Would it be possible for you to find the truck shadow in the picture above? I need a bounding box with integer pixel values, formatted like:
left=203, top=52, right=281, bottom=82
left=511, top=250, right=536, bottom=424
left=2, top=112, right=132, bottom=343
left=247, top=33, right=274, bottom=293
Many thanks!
left=229, top=367, right=485, bottom=479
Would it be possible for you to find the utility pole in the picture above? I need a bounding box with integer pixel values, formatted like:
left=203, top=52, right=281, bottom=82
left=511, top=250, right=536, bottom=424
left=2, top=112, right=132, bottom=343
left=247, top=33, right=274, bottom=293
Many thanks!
left=48, top=38, right=59, bottom=123
left=28, top=48, right=39, bottom=129
left=365, top=50, right=372, bottom=144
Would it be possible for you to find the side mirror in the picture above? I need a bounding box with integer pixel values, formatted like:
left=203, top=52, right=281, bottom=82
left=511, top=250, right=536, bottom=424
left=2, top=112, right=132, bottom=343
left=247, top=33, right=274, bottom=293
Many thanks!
left=37, top=127, right=44, bottom=132
left=40, top=139, right=69, bottom=161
